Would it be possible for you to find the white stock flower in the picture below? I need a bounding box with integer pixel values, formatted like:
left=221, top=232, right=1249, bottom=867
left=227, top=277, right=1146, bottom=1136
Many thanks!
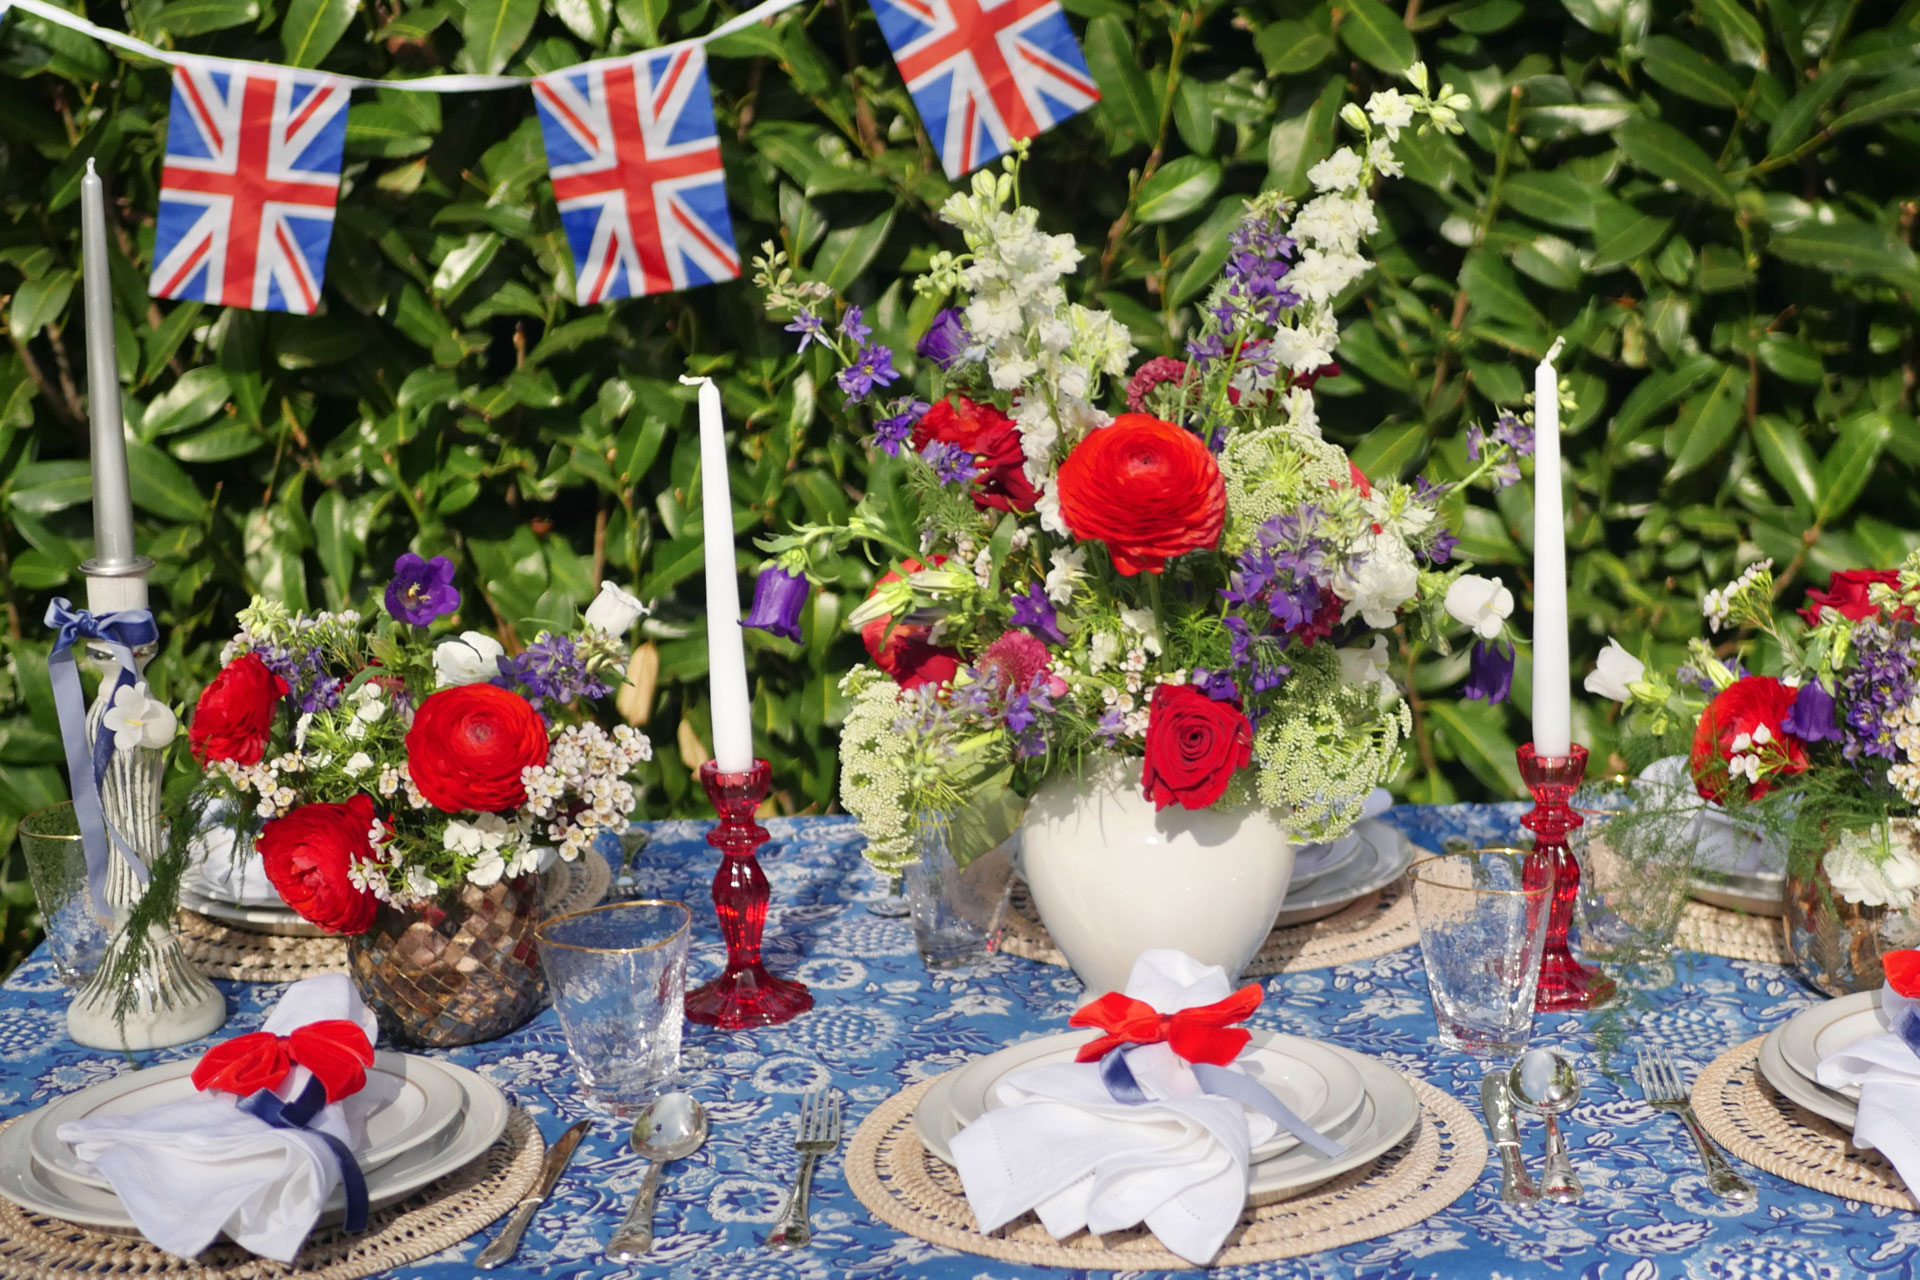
left=1119, top=607, right=1163, bottom=656
left=1336, top=636, right=1395, bottom=692
left=1367, top=134, right=1403, bottom=179
left=1365, top=88, right=1415, bottom=139
left=1035, top=484, right=1070, bottom=536
left=1824, top=825, right=1920, bottom=909
left=1287, top=248, right=1371, bottom=305
left=1444, top=575, right=1515, bottom=640
left=1585, top=638, right=1645, bottom=702
left=434, top=631, right=507, bottom=687
left=1307, top=147, right=1364, bottom=192
left=1045, top=547, right=1086, bottom=604
left=1088, top=630, right=1122, bottom=672
left=102, top=682, right=177, bottom=752
left=584, top=580, right=648, bottom=635
left=1334, top=533, right=1420, bottom=628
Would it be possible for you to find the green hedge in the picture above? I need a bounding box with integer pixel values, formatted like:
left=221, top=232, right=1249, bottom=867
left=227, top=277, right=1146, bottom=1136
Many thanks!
left=3, top=0, right=1919, bottom=897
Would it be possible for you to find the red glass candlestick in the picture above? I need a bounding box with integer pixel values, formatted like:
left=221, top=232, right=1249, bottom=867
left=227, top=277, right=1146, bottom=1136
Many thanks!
left=684, top=759, right=814, bottom=1029
left=1517, top=743, right=1614, bottom=1012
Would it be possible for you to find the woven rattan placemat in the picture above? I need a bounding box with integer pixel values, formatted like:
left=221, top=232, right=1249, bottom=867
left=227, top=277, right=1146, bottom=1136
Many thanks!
left=846, top=1071, right=1484, bottom=1269
left=1675, top=900, right=1793, bottom=966
left=1691, top=1036, right=1914, bottom=1210
left=179, top=853, right=613, bottom=983
left=0, top=1108, right=544, bottom=1279
left=1000, top=876, right=1416, bottom=976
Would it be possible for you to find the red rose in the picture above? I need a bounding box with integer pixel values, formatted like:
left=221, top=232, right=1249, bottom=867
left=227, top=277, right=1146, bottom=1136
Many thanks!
left=911, top=396, right=1038, bottom=513
left=860, top=557, right=962, bottom=690
left=258, top=795, right=380, bottom=934
left=406, top=684, right=550, bottom=812
left=1799, top=569, right=1909, bottom=627
left=1057, top=414, right=1226, bottom=575
left=1140, top=684, right=1254, bottom=811
left=1689, top=676, right=1810, bottom=803
left=1885, top=949, right=1920, bottom=1000
left=189, top=653, right=289, bottom=766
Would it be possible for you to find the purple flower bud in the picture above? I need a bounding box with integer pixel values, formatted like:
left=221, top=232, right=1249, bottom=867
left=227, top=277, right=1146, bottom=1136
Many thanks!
left=741, top=566, right=810, bottom=644
left=1782, top=680, right=1843, bottom=743
left=1463, top=640, right=1514, bottom=705
left=384, top=552, right=460, bottom=626
left=1191, top=668, right=1240, bottom=703
left=915, top=308, right=971, bottom=369
left=1010, top=582, right=1066, bottom=646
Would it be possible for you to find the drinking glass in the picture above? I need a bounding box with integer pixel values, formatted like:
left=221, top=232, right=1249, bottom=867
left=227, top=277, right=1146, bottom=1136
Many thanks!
left=19, top=802, right=112, bottom=986
left=1408, top=847, right=1553, bottom=1055
left=536, top=899, right=691, bottom=1114
left=904, top=822, right=1015, bottom=968
left=1571, top=777, right=1697, bottom=986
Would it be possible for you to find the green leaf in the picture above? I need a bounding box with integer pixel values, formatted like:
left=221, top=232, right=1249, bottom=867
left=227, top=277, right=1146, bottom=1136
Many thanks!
left=1171, top=77, right=1216, bottom=154
left=1665, top=362, right=1749, bottom=480
left=1817, top=412, right=1892, bottom=522
left=1614, top=120, right=1736, bottom=205
left=1693, top=0, right=1766, bottom=65
left=811, top=209, right=895, bottom=294
left=1768, top=67, right=1854, bottom=156
left=1755, top=334, right=1825, bottom=385
left=172, top=421, right=264, bottom=462
left=456, top=0, right=536, bottom=75
left=1084, top=15, right=1157, bottom=145
left=124, top=441, right=206, bottom=522
left=1830, top=68, right=1920, bottom=132
left=1336, top=0, right=1417, bottom=73
left=1639, top=33, right=1745, bottom=106
left=281, top=0, right=357, bottom=67
left=1459, top=250, right=1545, bottom=329
left=1585, top=206, right=1672, bottom=272
left=153, top=0, right=260, bottom=36
left=1767, top=218, right=1919, bottom=280
left=1501, top=171, right=1601, bottom=231
left=1267, top=77, right=1347, bottom=198
left=7, top=460, right=92, bottom=515
left=1751, top=415, right=1820, bottom=515
left=1611, top=351, right=1718, bottom=435
left=7, top=271, right=72, bottom=343
left=140, top=367, right=231, bottom=438
left=1256, top=20, right=1336, bottom=75
left=346, top=102, right=434, bottom=157
left=1134, top=156, right=1220, bottom=224
left=1429, top=700, right=1523, bottom=797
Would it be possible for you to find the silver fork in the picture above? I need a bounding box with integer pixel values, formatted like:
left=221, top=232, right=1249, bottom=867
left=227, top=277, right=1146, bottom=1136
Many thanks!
left=763, top=1088, right=841, bottom=1250
left=1634, top=1045, right=1755, bottom=1202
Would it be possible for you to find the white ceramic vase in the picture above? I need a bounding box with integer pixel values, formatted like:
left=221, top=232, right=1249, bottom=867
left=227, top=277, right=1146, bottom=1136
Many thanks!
left=1019, top=759, right=1294, bottom=994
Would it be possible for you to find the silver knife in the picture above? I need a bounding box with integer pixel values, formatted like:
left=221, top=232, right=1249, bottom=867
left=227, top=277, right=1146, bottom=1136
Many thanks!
left=476, top=1119, right=592, bottom=1269
left=1480, top=1072, right=1538, bottom=1205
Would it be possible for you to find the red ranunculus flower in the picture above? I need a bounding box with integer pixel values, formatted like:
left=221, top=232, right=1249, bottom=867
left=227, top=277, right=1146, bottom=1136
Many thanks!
left=860, top=557, right=962, bottom=690
left=1799, top=569, right=1910, bottom=627
left=1689, top=676, right=1810, bottom=803
left=1140, top=684, right=1254, bottom=811
left=910, top=396, right=1038, bottom=513
left=189, top=653, right=289, bottom=766
left=406, top=684, right=550, bottom=812
left=258, top=795, right=380, bottom=934
left=1057, top=414, right=1226, bottom=575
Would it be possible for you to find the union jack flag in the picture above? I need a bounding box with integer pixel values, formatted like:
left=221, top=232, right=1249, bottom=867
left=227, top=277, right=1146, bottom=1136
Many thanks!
left=870, top=0, right=1098, bottom=179
left=533, top=44, right=739, bottom=305
left=148, top=63, right=348, bottom=314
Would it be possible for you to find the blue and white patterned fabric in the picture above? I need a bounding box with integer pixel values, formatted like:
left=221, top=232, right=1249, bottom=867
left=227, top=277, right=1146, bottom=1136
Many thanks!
left=1, top=807, right=1908, bottom=1280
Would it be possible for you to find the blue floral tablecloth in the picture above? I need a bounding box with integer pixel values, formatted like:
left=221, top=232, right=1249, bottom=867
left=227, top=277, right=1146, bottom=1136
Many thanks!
left=1, top=806, right=1909, bottom=1280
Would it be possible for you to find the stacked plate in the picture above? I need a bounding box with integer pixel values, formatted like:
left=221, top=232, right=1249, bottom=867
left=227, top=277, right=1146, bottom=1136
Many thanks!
left=1756, top=991, right=1888, bottom=1129
left=913, top=1029, right=1421, bottom=1203
left=1277, top=820, right=1417, bottom=928
left=0, top=1052, right=511, bottom=1234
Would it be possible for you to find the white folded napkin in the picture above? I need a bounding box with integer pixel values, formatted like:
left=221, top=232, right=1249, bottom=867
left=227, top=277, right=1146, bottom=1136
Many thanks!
left=1814, top=984, right=1920, bottom=1197
left=950, top=950, right=1282, bottom=1265
left=58, top=975, right=381, bottom=1261
left=187, top=805, right=282, bottom=906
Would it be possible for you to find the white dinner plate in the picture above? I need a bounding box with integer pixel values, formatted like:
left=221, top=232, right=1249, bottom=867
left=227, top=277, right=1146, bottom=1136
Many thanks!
left=915, top=1042, right=1420, bottom=1201
left=1287, top=835, right=1363, bottom=893
left=178, top=885, right=329, bottom=937
left=1759, top=1025, right=1858, bottom=1130
left=1687, top=868, right=1786, bottom=918
left=0, top=1059, right=509, bottom=1235
left=1274, top=821, right=1415, bottom=928
left=1777, top=990, right=1887, bottom=1101
left=35, top=1051, right=467, bottom=1190
left=942, top=1029, right=1366, bottom=1163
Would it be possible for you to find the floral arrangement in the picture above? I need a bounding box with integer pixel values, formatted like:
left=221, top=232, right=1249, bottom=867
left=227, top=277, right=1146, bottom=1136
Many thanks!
left=744, top=68, right=1539, bottom=872
left=1590, top=557, right=1920, bottom=909
left=187, top=559, right=653, bottom=932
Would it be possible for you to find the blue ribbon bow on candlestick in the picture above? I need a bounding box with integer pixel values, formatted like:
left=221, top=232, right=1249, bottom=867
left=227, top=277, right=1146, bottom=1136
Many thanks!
left=45, top=598, right=159, bottom=914
left=237, top=1078, right=370, bottom=1233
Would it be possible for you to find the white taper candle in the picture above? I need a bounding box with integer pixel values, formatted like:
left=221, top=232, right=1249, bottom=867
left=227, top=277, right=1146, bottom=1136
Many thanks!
left=683, top=374, right=755, bottom=774
left=79, top=159, right=138, bottom=571
left=1530, top=336, right=1572, bottom=758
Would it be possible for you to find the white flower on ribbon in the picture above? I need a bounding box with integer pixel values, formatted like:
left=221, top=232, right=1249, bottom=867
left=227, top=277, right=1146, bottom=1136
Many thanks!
left=434, top=630, right=507, bottom=687
left=1444, top=575, right=1515, bottom=640
left=102, top=682, right=177, bottom=753
left=1824, top=825, right=1920, bottom=909
left=1585, top=638, right=1645, bottom=702
left=583, top=580, right=649, bottom=635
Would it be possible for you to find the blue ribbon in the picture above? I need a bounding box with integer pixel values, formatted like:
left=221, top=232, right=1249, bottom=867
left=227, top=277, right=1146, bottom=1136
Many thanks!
left=1896, top=1008, right=1920, bottom=1060
left=45, top=598, right=158, bottom=915
left=239, top=1076, right=370, bottom=1233
left=1097, top=1047, right=1347, bottom=1159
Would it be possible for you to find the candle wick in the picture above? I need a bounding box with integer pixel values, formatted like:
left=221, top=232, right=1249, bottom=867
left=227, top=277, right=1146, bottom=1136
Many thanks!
left=1542, top=335, right=1565, bottom=365
left=678, top=374, right=710, bottom=388
left=86, top=156, right=97, bottom=177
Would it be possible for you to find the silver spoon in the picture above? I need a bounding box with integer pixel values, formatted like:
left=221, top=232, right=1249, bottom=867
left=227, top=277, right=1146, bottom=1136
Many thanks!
left=1509, top=1049, right=1582, bottom=1205
left=606, top=1092, right=708, bottom=1259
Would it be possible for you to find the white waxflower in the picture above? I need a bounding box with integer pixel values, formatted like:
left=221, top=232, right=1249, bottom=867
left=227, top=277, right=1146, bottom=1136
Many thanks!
left=1585, top=638, right=1645, bottom=702
left=343, top=751, right=375, bottom=778
left=102, top=682, right=177, bottom=752
left=434, top=630, right=507, bottom=687
left=1307, top=147, right=1364, bottom=192
left=1365, top=88, right=1415, bottom=139
left=1444, top=575, right=1515, bottom=640
left=584, top=580, right=649, bottom=635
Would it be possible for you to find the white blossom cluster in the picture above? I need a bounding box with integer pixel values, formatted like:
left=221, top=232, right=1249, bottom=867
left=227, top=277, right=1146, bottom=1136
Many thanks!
left=519, top=723, right=653, bottom=862
left=210, top=756, right=304, bottom=820
left=1885, top=697, right=1920, bottom=805
left=222, top=603, right=364, bottom=664
left=1703, top=559, right=1774, bottom=632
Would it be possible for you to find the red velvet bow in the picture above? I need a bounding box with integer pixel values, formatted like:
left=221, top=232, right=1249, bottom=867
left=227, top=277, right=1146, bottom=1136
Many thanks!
left=1887, top=949, right=1920, bottom=1000
left=1069, top=984, right=1264, bottom=1067
left=191, top=1021, right=375, bottom=1104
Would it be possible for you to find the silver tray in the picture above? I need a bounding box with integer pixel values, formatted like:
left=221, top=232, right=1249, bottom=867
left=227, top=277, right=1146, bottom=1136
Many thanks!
left=1688, top=868, right=1785, bottom=918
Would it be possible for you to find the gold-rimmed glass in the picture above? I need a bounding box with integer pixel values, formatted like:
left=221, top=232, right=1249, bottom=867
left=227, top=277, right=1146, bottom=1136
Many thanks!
left=18, top=802, right=112, bottom=985
left=535, top=899, right=692, bottom=1114
left=1569, top=774, right=1697, bottom=986
left=1407, top=847, right=1553, bottom=1056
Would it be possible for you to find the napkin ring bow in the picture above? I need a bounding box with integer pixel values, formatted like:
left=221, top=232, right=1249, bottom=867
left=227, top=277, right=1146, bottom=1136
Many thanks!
left=192, top=1022, right=376, bottom=1232
left=1068, top=984, right=1347, bottom=1158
